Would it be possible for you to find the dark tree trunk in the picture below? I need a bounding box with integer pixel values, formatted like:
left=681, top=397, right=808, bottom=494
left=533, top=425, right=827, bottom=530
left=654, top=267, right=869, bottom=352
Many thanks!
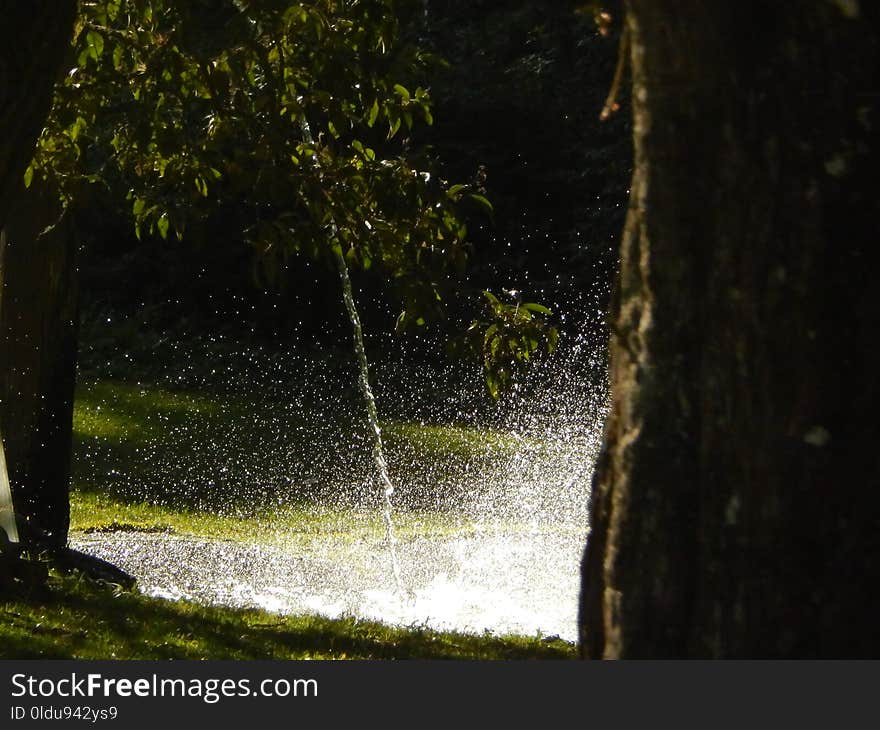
left=0, top=0, right=77, bottom=231
left=0, top=184, right=78, bottom=546
left=0, top=1, right=78, bottom=546
left=580, top=2, right=880, bottom=658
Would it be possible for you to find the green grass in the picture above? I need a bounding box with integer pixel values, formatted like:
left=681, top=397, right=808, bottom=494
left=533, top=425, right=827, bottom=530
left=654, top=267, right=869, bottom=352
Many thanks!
left=0, top=572, right=575, bottom=660
left=69, top=490, right=364, bottom=542
left=68, top=490, right=487, bottom=546
left=383, top=419, right=526, bottom=458
left=0, top=375, right=579, bottom=660
left=73, top=379, right=515, bottom=458
left=68, top=375, right=572, bottom=556
left=70, top=378, right=528, bottom=514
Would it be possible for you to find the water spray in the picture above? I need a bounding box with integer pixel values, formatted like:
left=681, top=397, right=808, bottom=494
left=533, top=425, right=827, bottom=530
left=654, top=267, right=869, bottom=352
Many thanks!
left=71, top=323, right=608, bottom=640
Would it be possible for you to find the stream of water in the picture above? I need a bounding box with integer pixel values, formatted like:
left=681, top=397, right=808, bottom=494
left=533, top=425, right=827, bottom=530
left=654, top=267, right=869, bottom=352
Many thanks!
left=333, top=246, right=406, bottom=596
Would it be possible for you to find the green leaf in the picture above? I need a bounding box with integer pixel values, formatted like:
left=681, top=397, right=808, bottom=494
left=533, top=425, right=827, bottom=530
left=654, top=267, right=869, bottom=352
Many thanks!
left=469, top=193, right=494, bottom=215
left=86, top=31, right=104, bottom=61
left=112, top=44, right=124, bottom=71
left=23, top=165, right=33, bottom=189
left=388, top=116, right=401, bottom=139
left=68, top=116, right=86, bottom=142
left=368, top=99, right=379, bottom=128
left=393, top=84, right=410, bottom=101
left=157, top=213, right=170, bottom=240
left=522, top=302, right=552, bottom=316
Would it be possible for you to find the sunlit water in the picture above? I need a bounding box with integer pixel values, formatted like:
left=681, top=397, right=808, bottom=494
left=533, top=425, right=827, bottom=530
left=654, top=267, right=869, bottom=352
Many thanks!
left=71, top=325, right=607, bottom=643
left=72, top=527, right=583, bottom=639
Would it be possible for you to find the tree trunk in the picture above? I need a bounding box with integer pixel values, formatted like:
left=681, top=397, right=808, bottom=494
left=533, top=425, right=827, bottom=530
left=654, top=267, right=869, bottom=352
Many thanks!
left=0, top=1, right=78, bottom=546
left=580, top=2, right=880, bottom=658
left=0, top=0, right=78, bottom=231
left=0, top=184, right=78, bottom=546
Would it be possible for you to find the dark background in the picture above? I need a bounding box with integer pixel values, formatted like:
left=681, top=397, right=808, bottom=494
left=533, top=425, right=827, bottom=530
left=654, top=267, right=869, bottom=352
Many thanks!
left=74, top=1, right=631, bottom=363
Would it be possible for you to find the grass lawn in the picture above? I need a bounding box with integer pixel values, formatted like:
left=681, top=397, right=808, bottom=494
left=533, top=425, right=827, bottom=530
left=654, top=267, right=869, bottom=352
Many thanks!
left=0, top=570, right=575, bottom=660
left=1, top=375, right=579, bottom=660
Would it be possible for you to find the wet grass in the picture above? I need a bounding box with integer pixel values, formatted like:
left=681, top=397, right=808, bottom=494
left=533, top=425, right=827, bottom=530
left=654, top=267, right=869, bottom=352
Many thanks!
left=44, top=375, right=582, bottom=659
left=0, top=572, right=576, bottom=660
left=70, top=378, right=573, bottom=548
left=71, top=378, right=484, bottom=540
left=71, top=378, right=524, bottom=515
left=69, top=490, right=492, bottom=544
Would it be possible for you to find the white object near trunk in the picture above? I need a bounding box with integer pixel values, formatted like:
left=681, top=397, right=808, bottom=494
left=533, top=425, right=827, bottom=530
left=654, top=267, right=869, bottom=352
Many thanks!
left=0, top=427, right=20, bottom=543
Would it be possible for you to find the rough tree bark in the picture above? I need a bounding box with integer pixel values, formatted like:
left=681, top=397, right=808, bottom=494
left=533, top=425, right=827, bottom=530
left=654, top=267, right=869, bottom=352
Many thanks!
left=0, top=1, right=79, bottom=546
left=580, top=2, right=880, bottom=657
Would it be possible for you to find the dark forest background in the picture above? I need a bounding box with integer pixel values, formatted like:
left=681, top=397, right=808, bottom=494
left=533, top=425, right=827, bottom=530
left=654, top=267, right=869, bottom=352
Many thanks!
left=75, top=0, right=631, bottom=360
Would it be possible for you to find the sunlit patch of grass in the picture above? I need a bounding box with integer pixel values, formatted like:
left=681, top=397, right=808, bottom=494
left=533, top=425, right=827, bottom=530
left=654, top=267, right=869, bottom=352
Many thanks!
left=69, top=491, right=377, bottom=543
left=72, top=407, right=137, bottom=440
left=382, top=420, right=525, bottom=458
left=69, top=490, right=549, bottom=546
left=70, top=491, right=246, bottom=540
left=0, top=573, right=576, bottom=660
left=69, top=491, right=385, bottom=543
left=73, top=379, right=527, bottom=467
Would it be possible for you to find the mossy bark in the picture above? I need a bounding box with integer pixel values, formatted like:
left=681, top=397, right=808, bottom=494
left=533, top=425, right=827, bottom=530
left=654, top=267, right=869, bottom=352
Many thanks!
left=581, top=2, right=880, bottom=657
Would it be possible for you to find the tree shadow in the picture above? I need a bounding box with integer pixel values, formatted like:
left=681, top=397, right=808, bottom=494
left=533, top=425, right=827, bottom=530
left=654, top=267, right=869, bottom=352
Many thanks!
left=1, top=575, right=575, bottom=660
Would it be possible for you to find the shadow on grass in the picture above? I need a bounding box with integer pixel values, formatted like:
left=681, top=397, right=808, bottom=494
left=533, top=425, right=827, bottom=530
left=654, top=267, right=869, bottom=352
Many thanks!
left=0, top=575, right=576, bottom=660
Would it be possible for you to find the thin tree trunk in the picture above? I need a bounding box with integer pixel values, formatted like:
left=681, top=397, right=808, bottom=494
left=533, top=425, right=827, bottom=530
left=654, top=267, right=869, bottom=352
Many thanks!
left=581, top=2, right=880, bottom=658
left=0, top=184, right=78, bottom=546
left=0, top=1, right=78, bottom=547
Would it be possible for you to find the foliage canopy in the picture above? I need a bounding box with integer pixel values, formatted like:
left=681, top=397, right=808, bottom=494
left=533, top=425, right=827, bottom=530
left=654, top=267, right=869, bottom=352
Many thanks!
left=29, top=0, right=556, bottom=394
